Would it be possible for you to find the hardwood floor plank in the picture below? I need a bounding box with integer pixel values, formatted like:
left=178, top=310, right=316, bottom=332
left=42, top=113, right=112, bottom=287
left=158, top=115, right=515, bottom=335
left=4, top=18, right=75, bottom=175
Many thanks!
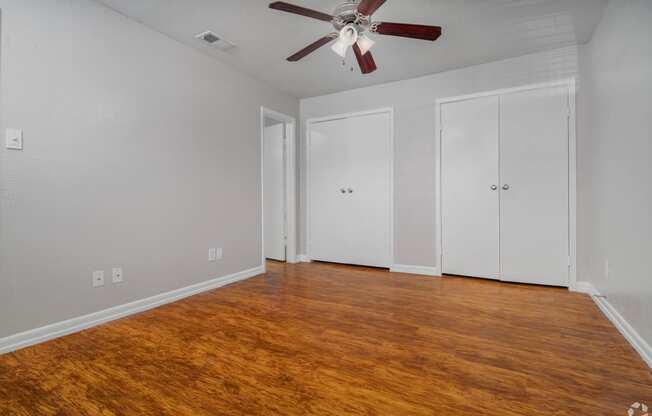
left=1, top=261, right=650, bottom=415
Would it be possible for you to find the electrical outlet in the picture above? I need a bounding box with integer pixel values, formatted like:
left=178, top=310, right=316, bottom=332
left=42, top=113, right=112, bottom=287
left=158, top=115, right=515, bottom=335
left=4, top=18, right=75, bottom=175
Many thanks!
left=208, top=248, right=217, bottom=262
left=112, top=267, right=124, bottom=284
left=92, top=271, right=105, bottom=288
left=216, top=248, right=223, bottom=260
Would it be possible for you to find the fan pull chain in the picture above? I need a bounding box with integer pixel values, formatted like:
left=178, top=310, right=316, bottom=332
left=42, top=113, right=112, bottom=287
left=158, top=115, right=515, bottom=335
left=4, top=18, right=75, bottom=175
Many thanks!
left=339, top=56, right=355, bottom=73
left=340, top=56, right=355, bottom=74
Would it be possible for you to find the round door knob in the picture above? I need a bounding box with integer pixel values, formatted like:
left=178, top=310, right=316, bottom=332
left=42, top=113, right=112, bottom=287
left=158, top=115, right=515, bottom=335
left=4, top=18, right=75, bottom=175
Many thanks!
left=491, top=185, right=498, bottom=191
left=502, top=184, right=510, bottom=190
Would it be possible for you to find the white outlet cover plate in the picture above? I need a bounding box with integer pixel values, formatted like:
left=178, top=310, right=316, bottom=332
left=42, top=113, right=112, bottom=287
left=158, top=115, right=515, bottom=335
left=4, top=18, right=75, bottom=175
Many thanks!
left=208, top=248, right=217, bottom=262
left=92, top=271, right=105, bottom=288
left=112, top=267, right=124, bottom=283
left=216, top=248, right=223, bottom=260
left=6, top=129, right=23, bottom=150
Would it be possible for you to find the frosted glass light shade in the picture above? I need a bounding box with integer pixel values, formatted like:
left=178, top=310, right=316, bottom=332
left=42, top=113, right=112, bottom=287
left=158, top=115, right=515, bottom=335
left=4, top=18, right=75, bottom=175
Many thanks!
left=357, top=34, right=375, bottom=55
left=331, top=39, right=349, bottom=58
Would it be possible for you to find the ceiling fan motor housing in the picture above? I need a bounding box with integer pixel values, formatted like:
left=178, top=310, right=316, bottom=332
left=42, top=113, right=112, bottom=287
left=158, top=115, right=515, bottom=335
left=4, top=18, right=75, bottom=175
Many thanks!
left=332, top=1, right=371, bottom=33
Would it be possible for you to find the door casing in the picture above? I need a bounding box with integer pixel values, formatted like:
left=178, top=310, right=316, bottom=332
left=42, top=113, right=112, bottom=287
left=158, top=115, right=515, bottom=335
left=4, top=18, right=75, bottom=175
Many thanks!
left=260, top=107, right=297, bottom=266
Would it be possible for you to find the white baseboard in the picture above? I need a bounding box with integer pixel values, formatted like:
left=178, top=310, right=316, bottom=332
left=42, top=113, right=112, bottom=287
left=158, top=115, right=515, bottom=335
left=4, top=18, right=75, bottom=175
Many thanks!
left=575, top=281, right=600, bottom=296
left=0, top=265, right=266, bottom=356
left=297, top=254, right=312, bottom=263
left=577, top=281, right=652, bottom=369
left=390, top=264, right=440, bottom=277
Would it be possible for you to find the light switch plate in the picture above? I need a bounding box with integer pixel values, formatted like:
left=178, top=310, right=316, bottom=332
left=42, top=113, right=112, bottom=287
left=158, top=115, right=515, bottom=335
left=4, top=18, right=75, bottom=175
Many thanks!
left=6, top=129, right=23, bottom=150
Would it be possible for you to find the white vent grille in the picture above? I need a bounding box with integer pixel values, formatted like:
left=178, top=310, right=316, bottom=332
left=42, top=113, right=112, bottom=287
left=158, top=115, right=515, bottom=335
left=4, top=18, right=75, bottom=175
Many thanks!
left=195, top=31, right=235, bottom=50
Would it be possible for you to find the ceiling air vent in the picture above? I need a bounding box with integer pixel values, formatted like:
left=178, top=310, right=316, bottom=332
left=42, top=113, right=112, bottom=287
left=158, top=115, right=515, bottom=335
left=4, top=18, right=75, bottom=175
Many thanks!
left=196, top=31, right=235, bottom=51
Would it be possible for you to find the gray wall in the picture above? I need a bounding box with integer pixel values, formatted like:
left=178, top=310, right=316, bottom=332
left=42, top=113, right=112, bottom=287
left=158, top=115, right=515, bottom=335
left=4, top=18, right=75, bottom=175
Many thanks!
left=300, top=46, right=580, bottom=269
left=0, top=0, right=298, bottom=338
left=578, top=0, right=652, bottom=346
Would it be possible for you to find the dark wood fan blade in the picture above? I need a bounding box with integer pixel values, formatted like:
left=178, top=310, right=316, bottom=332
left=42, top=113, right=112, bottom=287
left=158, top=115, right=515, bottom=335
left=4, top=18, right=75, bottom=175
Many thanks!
left=269, top=2, right=333, bottom=22
left=374, top=22, right=442, bottom=41
left=287, top=35, right=336, bottom=62
left=353, top=43, right=377, bottom=74
left=357, top=0, right=387, bottom=16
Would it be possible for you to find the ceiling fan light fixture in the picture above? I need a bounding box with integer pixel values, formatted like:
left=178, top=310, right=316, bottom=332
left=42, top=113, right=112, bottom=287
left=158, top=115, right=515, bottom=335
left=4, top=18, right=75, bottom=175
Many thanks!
left=331, top=24, right=358, bottom=58
left=340, top=24, right=359, bottom=45
left=331, top=38, right=349, bottom=58
left=357, top=34, right=375, bottom=55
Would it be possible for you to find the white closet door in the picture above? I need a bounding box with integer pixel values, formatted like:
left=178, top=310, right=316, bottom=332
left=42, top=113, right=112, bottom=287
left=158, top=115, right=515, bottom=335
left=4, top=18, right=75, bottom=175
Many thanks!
left=345, top=112, right=392, bottom=268
left=309, top=112, right=392, bottom=268
left=309, top=118, right=356, bottom=264
left=264, top=124, right=286, bottom=261
left=441, top=97, right=501, bottom=279
left=500, top=87, right=569, bottom=286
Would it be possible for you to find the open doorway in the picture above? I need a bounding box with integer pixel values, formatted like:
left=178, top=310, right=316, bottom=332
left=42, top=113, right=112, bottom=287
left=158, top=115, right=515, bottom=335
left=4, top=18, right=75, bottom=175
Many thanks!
left=260, top=107, right=297, bottom=264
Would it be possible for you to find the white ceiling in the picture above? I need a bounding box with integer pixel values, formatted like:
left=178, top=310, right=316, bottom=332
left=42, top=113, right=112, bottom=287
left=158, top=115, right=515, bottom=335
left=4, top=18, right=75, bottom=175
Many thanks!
left=96, top=0, right=606, bottom=98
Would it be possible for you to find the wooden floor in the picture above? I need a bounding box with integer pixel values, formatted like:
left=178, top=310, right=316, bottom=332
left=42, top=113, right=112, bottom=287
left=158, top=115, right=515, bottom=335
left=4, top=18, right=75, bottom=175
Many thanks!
left=1, top=261, right=650, bottom=415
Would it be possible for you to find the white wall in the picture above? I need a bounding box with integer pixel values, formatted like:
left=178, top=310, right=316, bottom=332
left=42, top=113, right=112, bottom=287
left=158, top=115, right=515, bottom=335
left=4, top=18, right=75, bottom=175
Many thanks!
left=578, top=0, right=652, bottom=347
left=300, top=46, right=580, bottom=269
left=0, top=0, right=298, bottom=338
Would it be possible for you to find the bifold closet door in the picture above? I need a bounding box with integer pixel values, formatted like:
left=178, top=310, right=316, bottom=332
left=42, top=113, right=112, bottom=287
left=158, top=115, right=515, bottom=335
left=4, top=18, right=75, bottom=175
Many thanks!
left=345, top=112, right=392, bottom=267
left=309, top=112, right=392, bottom=268
left=309, top=118, right=354, bottom=265
left=441, top=96, right=501, bottom=279
left=500, top=87, right=569, bottom=286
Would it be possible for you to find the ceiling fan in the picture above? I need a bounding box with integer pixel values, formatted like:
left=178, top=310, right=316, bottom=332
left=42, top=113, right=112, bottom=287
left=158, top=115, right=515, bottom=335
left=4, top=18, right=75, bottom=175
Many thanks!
left=269, top=0, right=442, bottom=74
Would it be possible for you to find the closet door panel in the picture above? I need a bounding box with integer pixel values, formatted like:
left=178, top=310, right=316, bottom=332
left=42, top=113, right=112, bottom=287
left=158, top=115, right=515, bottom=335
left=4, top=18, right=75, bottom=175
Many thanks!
left=500, top=87, right=569, bottom=286
left=441, top=97, right=501, bottom=279
left=345, top=112, right=392, bottom=268
left=309, top=119, right=355, bottom=264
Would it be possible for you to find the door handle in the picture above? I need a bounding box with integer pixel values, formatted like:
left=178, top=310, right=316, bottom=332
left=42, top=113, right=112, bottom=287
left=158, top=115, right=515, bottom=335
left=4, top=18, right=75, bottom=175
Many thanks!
left=340, top=188, right=347, bottom=194
left=347, top=188, right=353, bottom=194
left=502, top=184, right=510, bottom=191
left=490, top=185, right=498, bottom=191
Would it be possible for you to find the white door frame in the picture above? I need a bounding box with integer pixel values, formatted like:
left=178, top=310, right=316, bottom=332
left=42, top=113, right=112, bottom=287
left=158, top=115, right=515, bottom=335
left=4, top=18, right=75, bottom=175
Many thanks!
left=305, top=107, right=395, bottom=267
left=260, top=107, right=297, bottom=266
left=435, top=79, right=577, bottom=290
